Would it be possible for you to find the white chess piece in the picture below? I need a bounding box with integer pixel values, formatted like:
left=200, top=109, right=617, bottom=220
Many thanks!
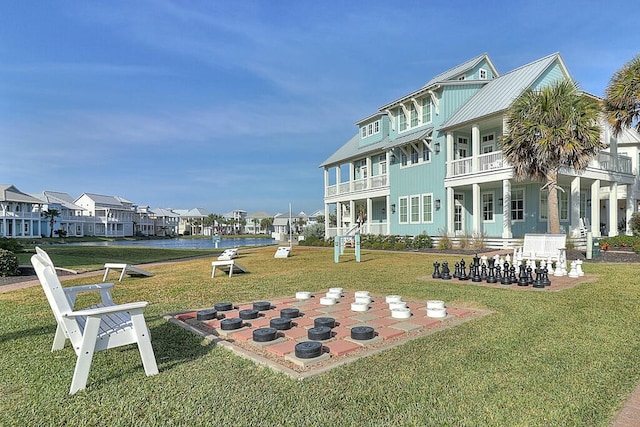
left=553, top=260, right=564, bottom=277
left=568, top=261, right=579, bottom=278
left=547, top=260, right=554, bottom=275
left=576, top=259, right=584, bottom=277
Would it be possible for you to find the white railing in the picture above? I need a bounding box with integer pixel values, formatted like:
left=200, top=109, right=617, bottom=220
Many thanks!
left=325, top=174, right=389, bottom=197
left=448, top=150, right=633, bottom=178
left=595, top=152, right=632, bottom=174
left=0, top=212, right=40, bottom=219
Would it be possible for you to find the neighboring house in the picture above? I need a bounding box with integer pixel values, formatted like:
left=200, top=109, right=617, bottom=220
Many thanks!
left=150, top=208, right=179, bottom=236
left=321, top=52, right=640, bottom=243
left=36, top=191, right=88, bottom=237
left=75, top=193, right=136, bottom=237
left=222, top=209, right=248, bottom=234
left=0, top=184, right=44, bottom=238
left=174, top=208, right=210, bottom=235
left=135, top=205, right=155, bottom=237
left=245, top=211, right=273, bottom=234
left=272, top=213, right=291, bottom=237
left=307, top=210, right=324, bottom=226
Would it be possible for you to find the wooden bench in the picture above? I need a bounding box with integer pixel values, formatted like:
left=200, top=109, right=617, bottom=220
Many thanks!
left=516, top=233, right=566, bottom=261
left=103, top=263, right=153, bottom=282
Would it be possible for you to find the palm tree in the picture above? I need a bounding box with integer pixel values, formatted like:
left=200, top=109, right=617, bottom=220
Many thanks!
left=260, top=217, right=273, bottom=235
left=604, top=54, right=640, bottom=136
left=500, top=79, right=603, bottom=234
left=42, top=209, right=60, bottom=238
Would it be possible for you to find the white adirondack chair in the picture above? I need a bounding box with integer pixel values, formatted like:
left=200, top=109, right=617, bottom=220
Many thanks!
left=31, top=250, right=158, bottom=394
left=35, top=247, right=118, bottom=351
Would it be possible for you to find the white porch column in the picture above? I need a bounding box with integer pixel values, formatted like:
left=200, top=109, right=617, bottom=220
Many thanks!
left=502, top=179, right=512, bottom=239
left=349, top=162, right=355, bottom=192
left=472, top=183, right=481, bottom=234
left=446, top=132, right=454, bottom=177
left=366, top=157, right=371, bottom=188
left=324, top=203, right=330, bottom=239
left=386, top=195, right=391, bottom=235
left=349, top=200, right=356, bottom=230
left=336, top=202, right=342, bottom=236
left=570, top=176, right=581, bottom=237
left=591, top=180, right=600, bottom=236
left=336, top=167, right=341, bottom=195
left=609, top=182, right=618, bottom=237
left=471, top=124, right=480, bottom=173
left=324, top=168, right=330, bottom=197
left=626, top=185, right=633, bottom=235
left=366, top=197, right=372, bottom=234
left=447, top=186, right=454, bottom=235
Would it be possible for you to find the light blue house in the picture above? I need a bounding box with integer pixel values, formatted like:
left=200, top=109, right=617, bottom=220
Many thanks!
left=321, top=53, right=640, bottom=244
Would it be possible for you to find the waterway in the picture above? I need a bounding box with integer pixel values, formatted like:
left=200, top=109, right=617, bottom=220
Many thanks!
left=60, top=237, right=276, bottom=250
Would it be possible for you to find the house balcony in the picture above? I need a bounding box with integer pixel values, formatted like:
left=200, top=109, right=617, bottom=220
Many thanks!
left=325, top=174, right=389, bottom=200
left=0, top=212, right=41, bottom=219
left=447, top=151, right=633, bottom=179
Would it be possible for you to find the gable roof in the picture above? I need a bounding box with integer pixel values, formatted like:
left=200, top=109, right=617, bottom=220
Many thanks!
left=441, top=53, right=567, bottom=130
left=76, top=192, right=126, bottom=208
left=0, top=185, right=44, bottom=204
left=37, top=191, right=85, bottom=211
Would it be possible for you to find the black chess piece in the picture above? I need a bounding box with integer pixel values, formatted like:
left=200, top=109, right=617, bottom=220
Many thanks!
left=471, top=261, right=482, bottom=282
left=518, top=264, right=528, bottom=286
left=533, top=267, right=545, bottom=288
left=432, top=261, right=441, bottom=279
left=441, top=261, right=451, bottom=280
left=495, top=264, right=502, bottom=283
left=526, top=265, right=534, bottom=286
left=501, top=261, right=511, bottom=285
left=509, top=265, right=517, bottom=284
left=473, top=253, right=480, bottom=269
left=459, top=259, right=469, bottom=280
left=480, top=262, right=488, bottom=281
left=453, top=262, right=460, bottom=279
left=486, top=258, right=496, bottom=284
left=541, top=267, right=551, bottom=287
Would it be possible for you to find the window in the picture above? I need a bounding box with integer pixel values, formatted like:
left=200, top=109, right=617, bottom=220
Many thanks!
left=379, top=155, right=387, bottom=175
left=411, top=147, right=419, bottom=164
left=360, top=120, right=380, bottom=139
left=422, top=194, right=433, bottom=223
left=580, top=191, right=587, bottom=218
left=374, top=121, right=380, bottom=133
left=368, top=123, right=373, bottom=135
left=422, top=146, right=430, bottom=162
left=410, top=196, right=420, bottom=223
left=422, top=99, right=432, bottom=123
left=410, top=105, right=418, bottom=128
left=399, top=197, right=408, bottom=223
left=401, top=152, right=408, bottom=166
left=539, top=188, right=569, bottom=221
left=399, top=108, right=407, bottom=132
left=482, top=192, right=494, bottom=222
left=361, top=127, right=367, bottom=138
left=481, top=134, right=495, bottom=153
left=479, top=68, right=488, bottom=80
left=456, top=137, right=468, bottom=158
left=458, top=75, right=466, bottom=81
left=511, top=188, right=524, bottom=221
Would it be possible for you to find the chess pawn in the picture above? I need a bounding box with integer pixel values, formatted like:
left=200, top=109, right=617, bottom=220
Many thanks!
left=526, top=265, right=534, bottom=285
left=547, top=259, right=554, bottom=276
left=509, top=265, right=517, bottom=283
left=542, top=267, right=551, bottom=287
left=554, top=260, right=564, bottom=277
left=481, top=255, right=488, bottom=267
left=453, top=262, right=460, bottom=279
left=495, top=264, right=502, bottom=283
left=533, top=267, right=545, bottom=288
left=459, top=259, right=469, bottom=281
left=505, top=254, right=511, bottom=264
left=480, top=263, right=488, bottom=281
left=576, top=259, right=584, bottom=277
left=568, top=261, right=579, bottom=278
left=501, top=261, right=511, bottom=285
left=432, top=261, right=441, bottom=279
left=441, top=261, right=451, bottom=280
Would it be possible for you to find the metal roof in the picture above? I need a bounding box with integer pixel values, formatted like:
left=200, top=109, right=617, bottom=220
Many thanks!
left=441, top=53, right=565, bottom=130
left=0, top=184, right=44, bottom=203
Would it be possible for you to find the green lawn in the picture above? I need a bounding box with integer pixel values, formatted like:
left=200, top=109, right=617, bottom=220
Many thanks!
left=2, top=246, right=640, bottom=426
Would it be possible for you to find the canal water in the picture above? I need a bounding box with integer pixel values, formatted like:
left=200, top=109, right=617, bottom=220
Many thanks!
left=61, top=237, right=276, bottom=250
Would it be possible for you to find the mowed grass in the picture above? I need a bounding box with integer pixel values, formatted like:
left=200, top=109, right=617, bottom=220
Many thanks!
left=2, top=245, right=640, bottom=426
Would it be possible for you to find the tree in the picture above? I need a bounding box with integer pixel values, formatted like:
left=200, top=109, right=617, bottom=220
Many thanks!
left=604, top=54, right=640, bottom=136
left=501, top=79, right=603, bottom=234
left=260, top=217, right=273, bottom=234
left=42, top=209, right=60, bottom=238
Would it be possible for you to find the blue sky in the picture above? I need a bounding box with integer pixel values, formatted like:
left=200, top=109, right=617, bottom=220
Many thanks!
left=1, top=1, right=639, bottom=215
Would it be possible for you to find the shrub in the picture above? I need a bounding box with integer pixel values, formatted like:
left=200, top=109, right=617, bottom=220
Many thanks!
left=471, top=232, right=487, bottom=250
left=303, top=224, right=325, bottom=241
left=412, top=233, right=433, bottom=250
left=0, top=238, right=23, bottom=253
left=630, top=212, right=640, bottom=236
left=0, top=249, right=19, bottom=277
left=394, top=242, right=407, bottom=251
left=458, top=232, right=471, bottom=249
left=438, top=230, right=453, bottom=250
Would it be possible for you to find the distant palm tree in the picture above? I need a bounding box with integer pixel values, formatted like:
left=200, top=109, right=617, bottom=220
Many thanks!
left=501, top=79, right=603, bottom=234
left=604, top=54, right=640, bottom=136
left=42, top=209, right=60, bottom=238
left=260, top=217, right=273, bottom=234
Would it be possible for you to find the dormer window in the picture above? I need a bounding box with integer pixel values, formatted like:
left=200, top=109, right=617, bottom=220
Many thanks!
left=422, top=99, right=432, bottom=124
left=479, top=68, right=488, bottom=80
left=458, top=75, right=466, bottom=81
left=360, top=119, right=381, bottom=139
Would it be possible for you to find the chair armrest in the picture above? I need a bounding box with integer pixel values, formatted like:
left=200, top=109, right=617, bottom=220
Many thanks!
left=64, top=301, right=149, bottom=318
left=63, top=283, right=115, bottom=295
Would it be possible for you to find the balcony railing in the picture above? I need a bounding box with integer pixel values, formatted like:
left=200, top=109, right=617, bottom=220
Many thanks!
left=325, top=174, right=388, bottom=197
left=448, top=151, right=633, bottom=178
